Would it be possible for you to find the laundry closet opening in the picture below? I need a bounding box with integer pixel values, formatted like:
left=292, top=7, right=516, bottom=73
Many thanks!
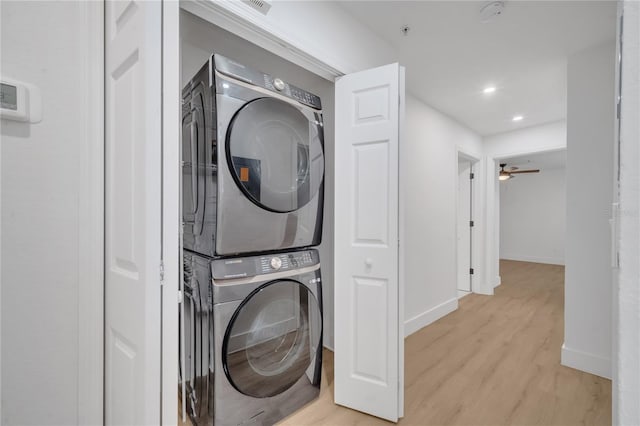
left=178, top=10, right=336, bottom=425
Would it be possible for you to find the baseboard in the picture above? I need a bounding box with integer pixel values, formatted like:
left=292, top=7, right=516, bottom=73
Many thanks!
left=493, top=275, right=502, bottom=288
left=500, top=254, right=565, bottom=266
left=561, top=343, right=611, bottom=379
left=404, top=297, right=458, bottom=337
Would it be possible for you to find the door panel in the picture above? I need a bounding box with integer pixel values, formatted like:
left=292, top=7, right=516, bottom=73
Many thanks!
left=105, top=1, right=162, bottom=424
left=353, top=142, right=389, bottom=245
left=457, top=159, right=472, bottom=292
left=334, top=63, right=403, bottom=422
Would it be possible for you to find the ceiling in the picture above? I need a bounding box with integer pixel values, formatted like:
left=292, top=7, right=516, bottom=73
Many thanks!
left=337, top=1, right=617, bottom=136
left=502, top=149, right=566, bottom=171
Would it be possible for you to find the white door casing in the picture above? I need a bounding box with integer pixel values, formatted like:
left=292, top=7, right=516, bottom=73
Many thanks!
left=105, top=1, right=162, bottom=424
left=162, top=1, right=180, bottom=425
left=334, top=63, right=404, bottom=422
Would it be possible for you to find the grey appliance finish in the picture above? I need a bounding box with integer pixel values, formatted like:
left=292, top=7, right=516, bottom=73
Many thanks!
left=180, top=251, right=213, bottom=425
left=182, top=54, right=325, bottom=257
left=181, top=248, right=323, bottom=426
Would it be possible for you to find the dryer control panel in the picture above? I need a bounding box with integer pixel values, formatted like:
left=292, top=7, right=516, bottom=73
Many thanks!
left=213, top=54, right=322, bottom=110
left=211, top=249, right=320, bottom=280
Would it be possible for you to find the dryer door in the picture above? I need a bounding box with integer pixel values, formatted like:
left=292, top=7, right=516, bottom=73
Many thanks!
left=222, top=279, right=322, bottom=398
left=226, top=97, right=324, bottom=213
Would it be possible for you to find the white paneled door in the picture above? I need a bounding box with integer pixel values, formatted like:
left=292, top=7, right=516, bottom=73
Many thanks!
left=334, top=63, right=405, bottom=422
left=105, top=1, right=162, bottom=424
left=457, top=159, right=472, bottom=292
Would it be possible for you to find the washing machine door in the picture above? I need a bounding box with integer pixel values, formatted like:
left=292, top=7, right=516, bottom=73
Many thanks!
left=222, top=279, right=322, bottom=398
left=226, top=97, right=324, bottom=213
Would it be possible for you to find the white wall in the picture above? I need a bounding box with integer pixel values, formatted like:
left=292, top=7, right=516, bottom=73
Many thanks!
left=180, top=11, right=337, bottom=348
left=484, top=121, right=567, bottom=157
left=500, top=167, right=566, bottom=265
left=562, top=41, right=615, bottom=379
left=615, top=1, right=640, bottom=423
left=403, top=95, right=483, bottom=335
left=483, top=121, right=567, bottom=288
left=1, top=2, right=102, bottom=424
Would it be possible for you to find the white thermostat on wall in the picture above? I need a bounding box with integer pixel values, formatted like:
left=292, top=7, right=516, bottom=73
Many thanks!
left=0, top=77, right=42, bottom=123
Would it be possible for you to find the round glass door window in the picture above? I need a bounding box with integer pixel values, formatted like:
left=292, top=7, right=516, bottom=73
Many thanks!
left=222, top=280, right=322, bottom=398
left=226, top=97, right=324, bottom=213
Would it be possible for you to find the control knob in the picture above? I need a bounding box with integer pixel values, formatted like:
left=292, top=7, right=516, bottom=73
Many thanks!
left=270, top=257, right=282, bottom=270
left=273, top=78, right=285, bottom=91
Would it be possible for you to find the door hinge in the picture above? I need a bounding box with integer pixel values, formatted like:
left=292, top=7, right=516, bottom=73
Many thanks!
left=177, top=290, right=183, bottom=304
left=159, top=261, right=165, bottom=285
left=470, top=268, right=474, bottom=275
left=470, top=220, right=474, bottom=227
left=470, top=172, right=475, bottom=180
left=617, top=99, right=621, bottom=120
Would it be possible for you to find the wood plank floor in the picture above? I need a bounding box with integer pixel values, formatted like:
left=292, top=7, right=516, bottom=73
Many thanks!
left=280, top=260, right=611, bottom=426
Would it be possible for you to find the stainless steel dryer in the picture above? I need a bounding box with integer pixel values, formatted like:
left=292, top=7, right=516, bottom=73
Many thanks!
left=180, top=248, right=323, bottom=426
left=182, top=55, right=325, bottom=257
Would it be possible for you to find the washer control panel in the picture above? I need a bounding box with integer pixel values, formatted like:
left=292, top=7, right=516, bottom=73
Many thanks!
left=214, top=54, right=322, bottom=110
left=212, top=249, right=319, bottom=280
left=262, top=75, right=322, bottom=110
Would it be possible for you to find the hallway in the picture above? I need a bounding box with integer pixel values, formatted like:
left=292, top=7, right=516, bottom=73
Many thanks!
left=281, top=260, right=611, bottom=425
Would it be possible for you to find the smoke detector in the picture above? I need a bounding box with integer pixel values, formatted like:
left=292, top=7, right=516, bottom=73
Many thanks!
left=242, top=0, right=272, bottom=15
left=480, top=1, right=505, bottom=23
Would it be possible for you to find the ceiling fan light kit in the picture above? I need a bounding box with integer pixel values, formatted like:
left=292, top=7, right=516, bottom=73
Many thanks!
left=499, top=171, right=512, bottom=181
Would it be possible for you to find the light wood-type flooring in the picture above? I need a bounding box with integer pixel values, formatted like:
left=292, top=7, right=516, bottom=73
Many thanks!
left=280, top=260, right=611, bottom=426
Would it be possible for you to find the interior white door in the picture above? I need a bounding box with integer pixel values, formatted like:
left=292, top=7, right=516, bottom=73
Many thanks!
left=334, top=63, right=404, bottom=422
left=105, top=1, right=162, bottom=424
left=457, top=159, right=472, bottom=292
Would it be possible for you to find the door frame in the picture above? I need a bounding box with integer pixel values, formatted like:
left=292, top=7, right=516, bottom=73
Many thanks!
left=162, top=3, right=342, bottom=425
left=78, top=1, right=104, bottom=423
left=161, top=1, right=181, bottom=424
left=455, top=149, right=479, bottom=294
left=486, top=147, right=566, bottom=288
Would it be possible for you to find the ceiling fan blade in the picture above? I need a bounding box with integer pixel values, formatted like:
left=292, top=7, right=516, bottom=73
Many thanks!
left=509, top=169, right=540, bottom=174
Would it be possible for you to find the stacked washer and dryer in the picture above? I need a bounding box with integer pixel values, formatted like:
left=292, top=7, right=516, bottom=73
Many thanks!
left=180, top=54, right=325, bottom=426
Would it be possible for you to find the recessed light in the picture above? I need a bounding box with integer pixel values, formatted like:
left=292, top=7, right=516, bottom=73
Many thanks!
left=483, top=86, right=496, bottom=94
left=222, top=83, right=230, bottom=89
left=512, top=115, right=524, bottom=122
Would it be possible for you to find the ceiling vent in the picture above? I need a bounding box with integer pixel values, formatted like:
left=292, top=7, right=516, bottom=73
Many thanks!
left=480, top=1, right=505, bottom=23
left=242, top=0, right=272, bottom=15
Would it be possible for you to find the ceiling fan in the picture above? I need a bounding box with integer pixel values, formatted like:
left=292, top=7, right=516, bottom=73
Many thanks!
left=499, top=163, right=540, bottom=181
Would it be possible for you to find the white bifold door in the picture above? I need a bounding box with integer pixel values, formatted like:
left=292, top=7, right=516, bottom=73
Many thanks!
left=334, top=63, right=405, bottom=422
left=104, top=1, right=163, bottom=424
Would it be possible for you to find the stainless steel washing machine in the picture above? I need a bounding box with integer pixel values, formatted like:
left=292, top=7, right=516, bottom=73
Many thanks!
left=182, top=54, right=325, bottom=257
left=180, top=248, right=323, bottom=426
